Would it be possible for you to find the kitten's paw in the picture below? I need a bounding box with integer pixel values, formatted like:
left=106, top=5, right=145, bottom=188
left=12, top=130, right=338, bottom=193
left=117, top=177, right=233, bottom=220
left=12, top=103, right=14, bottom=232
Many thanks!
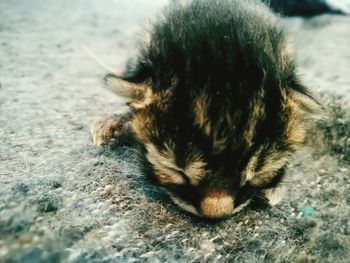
left=261, top=185, right=286, bottom=206
left=90, top=114, right=131, bottom=147
left=90, top=116, right=118, bottom=147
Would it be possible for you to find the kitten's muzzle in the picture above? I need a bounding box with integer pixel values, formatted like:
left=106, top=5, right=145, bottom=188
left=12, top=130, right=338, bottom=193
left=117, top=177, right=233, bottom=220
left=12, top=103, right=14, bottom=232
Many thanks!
left=200, top=191, right=234, bottom=219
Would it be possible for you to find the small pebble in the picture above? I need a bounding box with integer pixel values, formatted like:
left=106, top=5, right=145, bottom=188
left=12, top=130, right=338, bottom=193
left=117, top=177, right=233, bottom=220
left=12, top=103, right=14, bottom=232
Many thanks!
left=302, top=205, right=315, bottom=217
left=164, top=223, right=173, bottom=229
left=318, top=169, right=327, bottom=175
left=104, top=184, right=116, bottom=195
left=140, top=251, right=156, bottom=258
left=210, top=236, right=220, bottom=242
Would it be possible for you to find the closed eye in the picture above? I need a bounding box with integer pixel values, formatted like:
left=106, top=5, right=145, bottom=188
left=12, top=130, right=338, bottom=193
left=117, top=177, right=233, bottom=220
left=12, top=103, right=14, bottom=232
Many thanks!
left=243, top=146, right=291, bottom=188
left=257, top=166, right=286, bottom=189
left=246, top=166, right=286, bottom=190
left=166, top=167, right=190, bottom=184
left=151, top=163, right=188, bottom=186
left=145, top=143, right=190, bottom=185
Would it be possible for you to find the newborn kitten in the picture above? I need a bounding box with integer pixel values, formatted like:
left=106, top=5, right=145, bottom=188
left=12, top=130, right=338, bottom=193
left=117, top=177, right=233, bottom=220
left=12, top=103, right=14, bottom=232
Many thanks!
left=91, top=0, right=319, bottom=219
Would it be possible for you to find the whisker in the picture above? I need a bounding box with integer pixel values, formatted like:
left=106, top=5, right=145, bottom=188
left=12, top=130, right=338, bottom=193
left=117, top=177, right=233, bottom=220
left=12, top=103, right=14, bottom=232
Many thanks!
left=81, top=45, right=115, bottom=73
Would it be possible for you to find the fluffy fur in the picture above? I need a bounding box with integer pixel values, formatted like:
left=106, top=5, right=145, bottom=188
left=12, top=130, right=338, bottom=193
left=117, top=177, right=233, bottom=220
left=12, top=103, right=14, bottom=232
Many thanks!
left=92, top=0, right=319, bottom=219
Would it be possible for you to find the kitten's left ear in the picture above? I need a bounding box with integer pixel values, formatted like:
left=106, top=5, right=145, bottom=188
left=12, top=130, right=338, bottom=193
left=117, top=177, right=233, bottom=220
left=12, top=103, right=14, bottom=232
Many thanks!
left=104, top=73, right=148, bottom=101
left=104, top=70, right=156, bottom=110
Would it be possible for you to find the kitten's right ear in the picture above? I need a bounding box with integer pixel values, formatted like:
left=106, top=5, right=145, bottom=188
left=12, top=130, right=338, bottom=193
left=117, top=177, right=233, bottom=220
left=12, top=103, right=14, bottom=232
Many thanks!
left=104, top=73, right=147, bottom=101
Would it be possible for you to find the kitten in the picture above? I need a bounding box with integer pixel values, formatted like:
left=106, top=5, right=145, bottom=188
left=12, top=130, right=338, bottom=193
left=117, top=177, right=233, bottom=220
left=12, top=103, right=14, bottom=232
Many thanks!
left=91, top=0, right=319, bottom=219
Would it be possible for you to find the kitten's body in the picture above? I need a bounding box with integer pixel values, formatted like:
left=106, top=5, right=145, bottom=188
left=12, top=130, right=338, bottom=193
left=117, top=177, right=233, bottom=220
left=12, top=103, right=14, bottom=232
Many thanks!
left=91, top=0, right=319, bottom=219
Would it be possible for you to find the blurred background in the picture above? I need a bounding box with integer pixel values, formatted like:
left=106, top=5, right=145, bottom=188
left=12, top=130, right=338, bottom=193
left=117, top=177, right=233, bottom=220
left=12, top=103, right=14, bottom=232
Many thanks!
left=267, top=0, right=349, bottom=15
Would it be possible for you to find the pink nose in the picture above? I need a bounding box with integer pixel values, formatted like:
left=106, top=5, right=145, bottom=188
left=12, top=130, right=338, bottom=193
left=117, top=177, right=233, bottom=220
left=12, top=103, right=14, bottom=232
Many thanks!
left=200, top=191, right=234, bottom=218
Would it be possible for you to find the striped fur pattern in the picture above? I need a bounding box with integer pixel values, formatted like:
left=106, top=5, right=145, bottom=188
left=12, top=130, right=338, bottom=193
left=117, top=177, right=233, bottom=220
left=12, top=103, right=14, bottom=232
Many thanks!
left=96, top=0, right=320, bottom=219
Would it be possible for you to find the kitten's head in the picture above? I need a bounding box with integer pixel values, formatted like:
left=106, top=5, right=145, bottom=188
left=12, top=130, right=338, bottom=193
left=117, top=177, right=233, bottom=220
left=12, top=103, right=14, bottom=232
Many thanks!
left=105, top=0, right=320, bottom=219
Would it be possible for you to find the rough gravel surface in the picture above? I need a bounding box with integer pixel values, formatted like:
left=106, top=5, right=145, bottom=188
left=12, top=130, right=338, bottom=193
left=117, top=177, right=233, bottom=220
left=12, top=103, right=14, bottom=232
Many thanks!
left=0, top=1, right=349, bottom=262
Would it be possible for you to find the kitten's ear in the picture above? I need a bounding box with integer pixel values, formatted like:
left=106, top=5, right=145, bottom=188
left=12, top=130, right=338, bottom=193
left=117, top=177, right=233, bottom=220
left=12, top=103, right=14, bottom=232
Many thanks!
left=286, top=88, right=322, bottom=115
left=104, top=73, right=147, bottom=100
left=283, top=85, right=323, bottom=147
left=285, top=80, right=323, bottom=119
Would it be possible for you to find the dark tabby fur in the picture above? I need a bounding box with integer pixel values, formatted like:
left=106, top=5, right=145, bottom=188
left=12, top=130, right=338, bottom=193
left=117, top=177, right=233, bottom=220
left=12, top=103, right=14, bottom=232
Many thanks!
left=91, top=0, right=319, bottom=219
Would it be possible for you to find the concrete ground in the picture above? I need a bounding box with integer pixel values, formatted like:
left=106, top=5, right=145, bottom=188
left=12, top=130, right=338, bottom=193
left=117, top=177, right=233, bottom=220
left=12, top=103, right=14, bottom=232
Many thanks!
left=0, top=0, right=349, bottom=262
